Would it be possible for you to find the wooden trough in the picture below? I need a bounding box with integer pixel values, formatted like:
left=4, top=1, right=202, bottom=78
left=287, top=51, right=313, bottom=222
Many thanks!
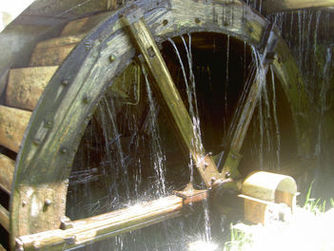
left=240, top=171, right=298, bottom=224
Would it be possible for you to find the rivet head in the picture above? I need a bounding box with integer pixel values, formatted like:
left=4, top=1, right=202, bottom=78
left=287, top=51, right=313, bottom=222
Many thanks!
left=210, top=177, right=217, bottom=185
left=195, top=17, right=201, bottom=24
left=109, top=54, right=116, bottom=62
left=44, top=199, right=52, bottom=206
left=60, top=148, right=68, bottom=154
left=33, top=139, right=42, bottom=145
left=82, top=96, right=89, bottom=104
left=62, top=79, right=69, bottom=86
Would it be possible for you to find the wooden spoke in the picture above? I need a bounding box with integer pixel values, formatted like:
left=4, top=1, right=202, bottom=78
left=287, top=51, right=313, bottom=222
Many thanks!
left=122, top=17, right=223, bottom=188
left=222, top=29, right=278, bottom=179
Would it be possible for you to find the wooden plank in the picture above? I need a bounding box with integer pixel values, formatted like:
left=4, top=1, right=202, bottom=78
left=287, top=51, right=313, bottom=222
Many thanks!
left=34, top=35, right=85, bottom=50
left=17, top=196, right=184, bottom=250
left=123, top=18, right=223, bottom=187
left=262, top=0, right=334, bottom=13
left=0, top=153, right=15, bottom=194
left=0, top=105, right=31, bottom=153
left=0, top=204, right=9, bottom=232
left=61, top=13, right=111, bottom=36
left=29, top=44, right=77, bottom=66
left=6, top=66, right=58, bottom=111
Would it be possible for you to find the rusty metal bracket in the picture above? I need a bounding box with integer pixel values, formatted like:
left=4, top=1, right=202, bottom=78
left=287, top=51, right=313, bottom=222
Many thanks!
left=174, top=183, right=208, bottom=205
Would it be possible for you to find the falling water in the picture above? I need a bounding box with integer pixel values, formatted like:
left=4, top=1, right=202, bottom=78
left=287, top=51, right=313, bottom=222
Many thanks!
left=103, top=97, right=131, bottom=198
left=258, top=93, right=264, bottom=170
left=270, top=66, right=281, bottom=170
left=142, top=66, right=167, bottom=195
left=315, top=47, right=332, bottom=157
left=224, top=35, right=230, bottom=135
left=168, top=35, right=204, bottom=178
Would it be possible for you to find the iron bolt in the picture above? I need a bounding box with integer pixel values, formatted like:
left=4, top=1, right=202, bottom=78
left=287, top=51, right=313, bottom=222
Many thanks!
left=44, top=199, right=52, bottom=206
left=62, top=79, right=69, bottom=86
left=109, top=54, right=116, bottom=62
left=211, top=177, right=217, bottom=185
left=82, top=96, right=89, bottom=104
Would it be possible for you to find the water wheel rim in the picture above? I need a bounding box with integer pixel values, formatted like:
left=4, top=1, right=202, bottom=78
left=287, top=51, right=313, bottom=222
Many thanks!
left=9, top=0, right=309, bottom=247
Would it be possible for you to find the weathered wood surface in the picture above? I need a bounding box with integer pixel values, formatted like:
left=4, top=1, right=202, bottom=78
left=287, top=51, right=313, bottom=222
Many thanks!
left=0, top=153, right=15, bottom=194
left=262, top=0, right=334, bottom=13
left=34, top=35, right=85, bottom=49
left=0, top=204, right=9, bottom=232
left=29, top=44, right=77, bottom=66
left=61, top=13, right=111, bottom=36
left=6, top=66, right=58, bottom=111
left=17, top=196, right=184, bottom=250
left=0, top=105, right=31, bottom=153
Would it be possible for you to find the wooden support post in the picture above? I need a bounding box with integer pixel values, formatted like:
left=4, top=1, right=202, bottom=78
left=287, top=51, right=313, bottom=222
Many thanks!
left=262, top=0, right=334, bottom=13
left=0, top=204, right=9, bottom=232
left=122, top=18, right=223, bottom=187
left=0, top=153, right=15, bottom=194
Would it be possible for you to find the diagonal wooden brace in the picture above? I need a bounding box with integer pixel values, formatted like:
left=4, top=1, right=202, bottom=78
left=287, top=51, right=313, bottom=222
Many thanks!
left=122, top=17, right=224, bottom=188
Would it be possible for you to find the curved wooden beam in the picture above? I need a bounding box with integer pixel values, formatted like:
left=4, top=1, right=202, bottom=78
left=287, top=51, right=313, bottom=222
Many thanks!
left=262, top=0, right=334, bottom=13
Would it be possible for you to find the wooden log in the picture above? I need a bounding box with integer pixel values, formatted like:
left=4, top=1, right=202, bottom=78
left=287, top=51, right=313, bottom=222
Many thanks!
left=17, top=196, right=184, bottom=250
left=61, top=13, right=110, bottom=36
left=0, top=106, right=31, bottom=153
left=262, top=0, right=334, bottom=13
left=0, top=153, right=15, bottom=194
left=6, top=66, right=58, bottom=111
left=0, top=204, right=9, bottom=232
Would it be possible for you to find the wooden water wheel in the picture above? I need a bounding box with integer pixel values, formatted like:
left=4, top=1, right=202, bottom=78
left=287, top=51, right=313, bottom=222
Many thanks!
left=0, top=0, right=311, bottom=250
